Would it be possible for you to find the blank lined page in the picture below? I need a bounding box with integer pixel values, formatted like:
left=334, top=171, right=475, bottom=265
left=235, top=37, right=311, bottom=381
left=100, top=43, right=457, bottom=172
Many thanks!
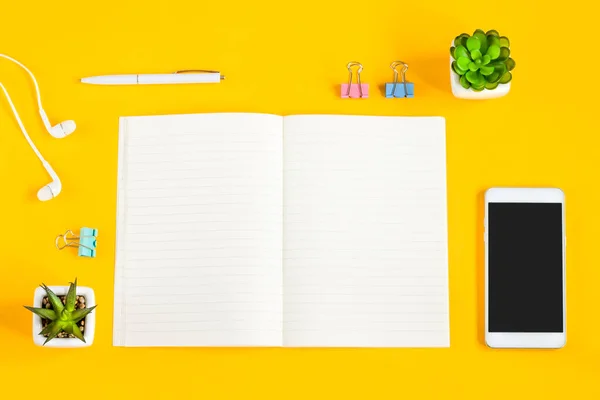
left=282, top=115, right=449, bottom=347
left=114, top=113, right=284, bottom=347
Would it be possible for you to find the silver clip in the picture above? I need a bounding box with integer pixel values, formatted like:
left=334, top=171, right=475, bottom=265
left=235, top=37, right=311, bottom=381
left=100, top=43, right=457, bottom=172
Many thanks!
left=346, top=62, right=364, bottom=98
left=175, top=70, right=225, bottom=80
left=390, top=61, right=409, bottom=98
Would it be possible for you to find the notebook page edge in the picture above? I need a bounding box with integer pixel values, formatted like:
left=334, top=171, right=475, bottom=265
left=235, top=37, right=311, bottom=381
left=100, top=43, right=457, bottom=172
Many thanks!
left=113, top=116, right=130, bottom=346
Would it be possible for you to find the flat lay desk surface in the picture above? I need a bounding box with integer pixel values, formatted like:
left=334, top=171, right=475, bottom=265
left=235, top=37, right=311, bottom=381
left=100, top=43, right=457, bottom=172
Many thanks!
left=1, top=1, right=598, bottom=398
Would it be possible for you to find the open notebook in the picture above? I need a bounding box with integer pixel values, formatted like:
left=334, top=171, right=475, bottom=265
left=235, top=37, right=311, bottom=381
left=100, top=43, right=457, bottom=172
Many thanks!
left=114, top=113, right=449, bottom=347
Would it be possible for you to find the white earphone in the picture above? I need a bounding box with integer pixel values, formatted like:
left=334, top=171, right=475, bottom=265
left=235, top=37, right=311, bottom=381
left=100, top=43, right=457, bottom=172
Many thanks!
left=0, top=54, right=76, bottom=138
left=0, top=54, right=74, bottom=201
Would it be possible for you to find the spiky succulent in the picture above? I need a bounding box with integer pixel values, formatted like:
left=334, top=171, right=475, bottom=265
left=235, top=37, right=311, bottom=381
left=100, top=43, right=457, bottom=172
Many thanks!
left=451, top=29, right=516, bottom=91
left=25, top=279, right=96, bottom=345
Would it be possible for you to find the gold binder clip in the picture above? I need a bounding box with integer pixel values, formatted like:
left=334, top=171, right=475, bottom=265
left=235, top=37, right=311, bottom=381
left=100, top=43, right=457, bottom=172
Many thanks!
left=55, top=228, right=98, bottom=258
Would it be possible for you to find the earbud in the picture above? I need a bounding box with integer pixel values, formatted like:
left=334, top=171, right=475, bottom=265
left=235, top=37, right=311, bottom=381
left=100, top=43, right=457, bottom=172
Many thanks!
left=37, top=162, right=62, bottom=201
left=0, top=82, right=63, bottom=201
left=1, top=53, right=76, bottom=138
left=52, top=121, right=77, bottom=138
left=39, top=109, right=76, bottom=138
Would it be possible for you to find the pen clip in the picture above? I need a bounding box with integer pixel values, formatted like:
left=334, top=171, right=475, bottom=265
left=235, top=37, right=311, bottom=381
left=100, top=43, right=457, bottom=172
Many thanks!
left=175, top=70, right=225, bottom=80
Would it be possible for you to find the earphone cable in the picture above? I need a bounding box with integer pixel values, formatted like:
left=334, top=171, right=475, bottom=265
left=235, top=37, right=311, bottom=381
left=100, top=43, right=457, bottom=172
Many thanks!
left=0, top=82, right=47, bottom=165
left=0, top=54, right=44, bottom=112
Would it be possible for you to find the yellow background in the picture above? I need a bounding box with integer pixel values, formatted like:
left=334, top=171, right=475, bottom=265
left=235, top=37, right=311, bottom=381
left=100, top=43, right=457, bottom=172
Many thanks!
left=0, top=0, right=598, bottom=398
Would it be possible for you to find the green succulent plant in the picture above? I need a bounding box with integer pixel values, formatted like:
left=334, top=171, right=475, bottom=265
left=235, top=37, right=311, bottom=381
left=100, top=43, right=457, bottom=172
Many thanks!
left=24, top=279, right=96, bottom=345
left=451, top=29, right=516, bottom=91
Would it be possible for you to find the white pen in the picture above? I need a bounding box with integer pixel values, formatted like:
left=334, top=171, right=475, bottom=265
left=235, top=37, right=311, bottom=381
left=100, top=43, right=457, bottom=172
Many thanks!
left=80, top=70, right=225, bottom=85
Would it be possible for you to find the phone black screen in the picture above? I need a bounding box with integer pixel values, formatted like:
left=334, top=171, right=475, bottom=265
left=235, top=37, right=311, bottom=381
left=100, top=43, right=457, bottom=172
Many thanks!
left=488, top=202, right=564, bottom=332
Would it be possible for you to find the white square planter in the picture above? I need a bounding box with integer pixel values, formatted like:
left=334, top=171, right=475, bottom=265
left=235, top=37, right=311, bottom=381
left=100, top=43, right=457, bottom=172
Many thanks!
left=450, top=43, right=511, bottom=100
left=32, top=286, right=96, bottom=347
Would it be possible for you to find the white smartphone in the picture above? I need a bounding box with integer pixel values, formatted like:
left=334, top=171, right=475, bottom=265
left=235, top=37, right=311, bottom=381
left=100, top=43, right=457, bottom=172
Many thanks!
left=485, top=188, right=566, bottom=348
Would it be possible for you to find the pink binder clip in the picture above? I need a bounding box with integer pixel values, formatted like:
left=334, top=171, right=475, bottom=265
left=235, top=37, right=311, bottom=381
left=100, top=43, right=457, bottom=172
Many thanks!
left=341, top=61, right=368, bottom=99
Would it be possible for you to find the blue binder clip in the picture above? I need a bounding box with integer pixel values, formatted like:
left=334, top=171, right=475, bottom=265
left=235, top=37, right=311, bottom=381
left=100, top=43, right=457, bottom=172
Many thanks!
left=385, top=61, right=414, bottom=98
left=55, top=227, right=98, bottom=258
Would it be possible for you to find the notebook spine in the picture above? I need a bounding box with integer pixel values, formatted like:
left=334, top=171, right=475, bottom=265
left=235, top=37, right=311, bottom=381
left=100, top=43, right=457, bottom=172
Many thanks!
left=113, top=117, right=129, bottom=346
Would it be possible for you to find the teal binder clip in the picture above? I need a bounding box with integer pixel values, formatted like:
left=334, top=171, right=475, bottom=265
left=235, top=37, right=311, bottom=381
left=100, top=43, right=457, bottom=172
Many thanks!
left=385, top=61, right=414, bottom=98
left=55, top=227, right=98, bottom=258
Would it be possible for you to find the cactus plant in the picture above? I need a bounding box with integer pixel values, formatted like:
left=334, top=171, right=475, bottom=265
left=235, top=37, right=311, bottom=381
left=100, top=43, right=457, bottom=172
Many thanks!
left=450, top=29, right=516, bottom=91
left=24, top=279, right=96, bottom=345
